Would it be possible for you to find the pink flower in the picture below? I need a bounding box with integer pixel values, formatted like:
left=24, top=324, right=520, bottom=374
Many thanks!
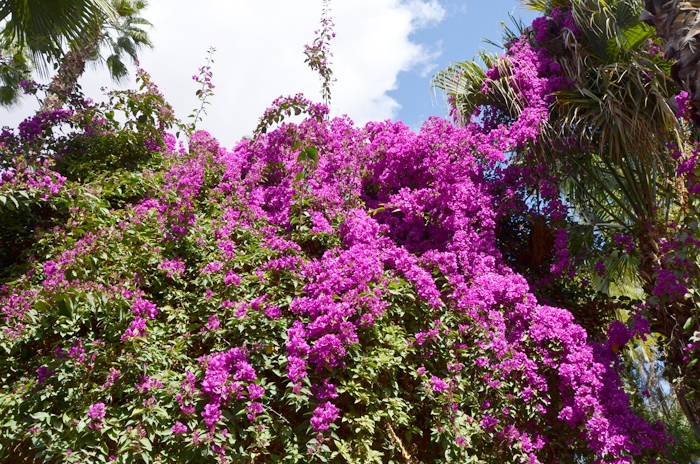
left=310, top=402, right=339, bottom=431
left=430, top=376, right=449, bottom=392
left=206, top=315, right=220, bottom=331
left=88, top=402, right=106, bottom=430
left=171, top=421, right=188, bottom=435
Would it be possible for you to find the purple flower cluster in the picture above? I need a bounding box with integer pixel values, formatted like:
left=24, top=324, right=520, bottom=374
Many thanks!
left=199, top=347, right=262, bottom=430
left=158, top=258, right=185, bottom=278
left=88, top=402, right=106, bottom=430
left=3, top=88, right=669, bottom=458
left=131, top=297, right=158, bottom=319
left=675, top=90, right=691, bottom=118
left=17, top=109, right=73, bottom=145
left=653, top=269, right=688, bottom=302
left=121, top=317, right=147, bottom=341
left=530, top=6, right=580, bottom=45
left=0, top=156, right=67, bottom=201
left=36, top=365, right=54, bottom=384
left=309, top=401, right=339, bottom=432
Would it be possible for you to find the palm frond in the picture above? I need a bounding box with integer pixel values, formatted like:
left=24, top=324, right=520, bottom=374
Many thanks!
left=0, top=42, right=32, bottom=105
left=105, top=52, right=127, bottom=81
left=483, top=13, right=528, bottom=50
left=431, top=53, right=497, bottom=123
left=0, top=0, right=119, bottom=78
left=115, top=35, right=136, bottom=59
left=520, top=0, right=570, bottom=13
left=0, top=0, right=116, bottom=49
left=550, top=55, right=681, bottom=166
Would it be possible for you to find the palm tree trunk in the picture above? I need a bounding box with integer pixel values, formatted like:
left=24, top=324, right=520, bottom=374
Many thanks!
left=638, top=227, right=700, bottom=438
left=42, top=25, right=103, bottom=111
left=641, top=0, right=700, bottom=124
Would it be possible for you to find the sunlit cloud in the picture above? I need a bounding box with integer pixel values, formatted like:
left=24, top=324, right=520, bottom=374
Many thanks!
left=3, top=0, right=446, bottom=149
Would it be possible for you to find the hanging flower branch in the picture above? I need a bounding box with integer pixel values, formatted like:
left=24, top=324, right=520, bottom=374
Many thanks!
left=304, top=0, right=336, bottom=107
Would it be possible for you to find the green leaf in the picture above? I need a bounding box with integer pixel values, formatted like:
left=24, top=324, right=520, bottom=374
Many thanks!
left=302, top=146, right=319, bottom=165
left=31, top=412, right=51, bottom=422
left=140, top=437, right=152, bottom=451
left=684, top=317, right=695, bottom=331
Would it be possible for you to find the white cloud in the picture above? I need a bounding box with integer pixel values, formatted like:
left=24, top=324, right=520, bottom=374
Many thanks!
left=404, top=0, right=446, bottom=28
left=415, top=39, right=443, bottom=78
left=2, top=0, right=446, bottom=149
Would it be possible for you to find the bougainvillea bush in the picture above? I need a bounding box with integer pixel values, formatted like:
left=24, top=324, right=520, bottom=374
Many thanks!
left=0, top=66, right=674, bottom=463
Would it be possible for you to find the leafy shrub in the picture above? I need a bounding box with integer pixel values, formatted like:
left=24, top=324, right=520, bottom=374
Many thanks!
left=0, top=75, right=670, bottom=462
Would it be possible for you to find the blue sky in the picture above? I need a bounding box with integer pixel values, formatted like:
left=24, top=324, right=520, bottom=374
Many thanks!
left=391, top=1, right=537, bottom=130
left=2, top=1, right=538, bottom=149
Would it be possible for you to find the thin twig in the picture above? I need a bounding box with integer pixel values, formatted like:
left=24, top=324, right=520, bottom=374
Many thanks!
left=386, top=418, right=413, bottom=464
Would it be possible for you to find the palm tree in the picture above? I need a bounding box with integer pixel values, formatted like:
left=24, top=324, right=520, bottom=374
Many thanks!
left=0, top=0, right=151, bottom=107
left=641, top=0, right=700, bottom=125
left=0, top=0, right=117, bottom=102
left=433, top=0, right=700, bottom=439
left=43, top=0, right=153, bottom=110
